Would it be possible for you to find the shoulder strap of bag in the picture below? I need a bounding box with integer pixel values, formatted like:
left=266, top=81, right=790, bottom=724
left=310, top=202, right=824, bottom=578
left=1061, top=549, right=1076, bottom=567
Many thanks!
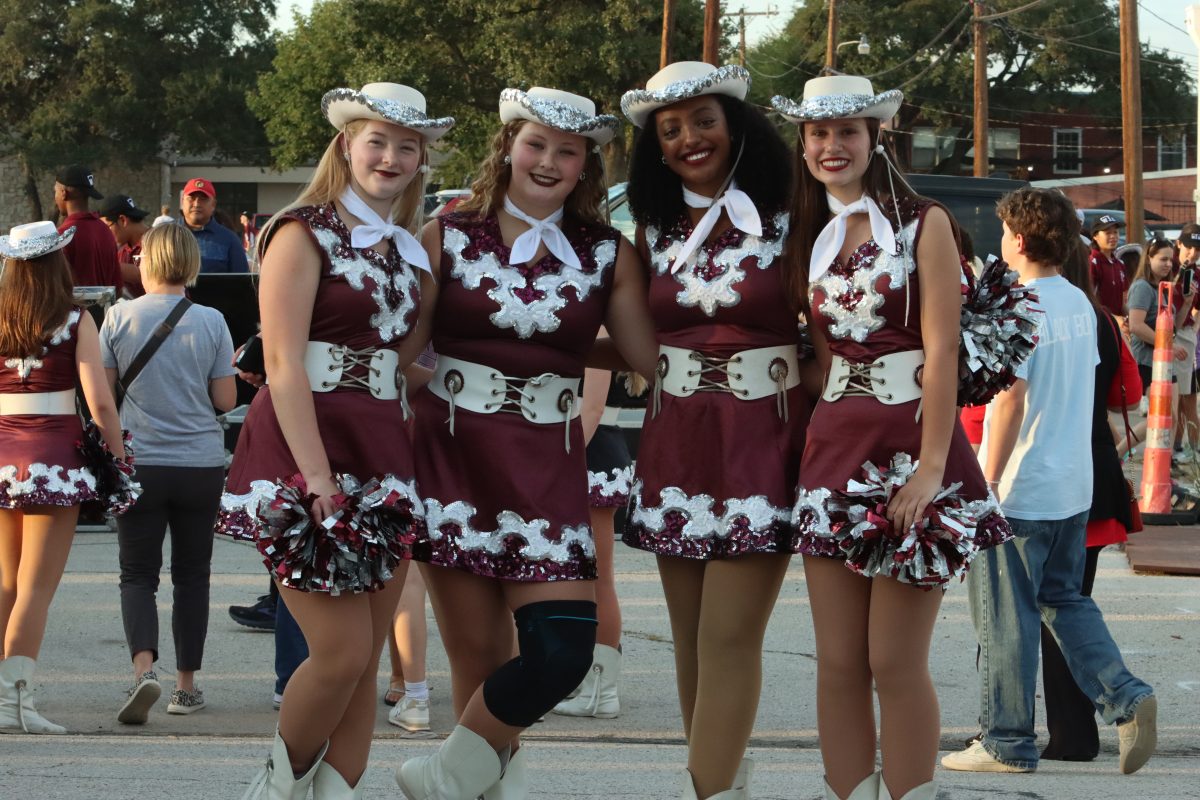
left=117, top=298, right=193, bottom=398
left=1103, top=312, right=1137, bottom=447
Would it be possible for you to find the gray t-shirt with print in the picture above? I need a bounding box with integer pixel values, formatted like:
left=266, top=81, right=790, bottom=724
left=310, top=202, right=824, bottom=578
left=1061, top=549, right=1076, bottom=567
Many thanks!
left=100, top=294, right=236, bottom=467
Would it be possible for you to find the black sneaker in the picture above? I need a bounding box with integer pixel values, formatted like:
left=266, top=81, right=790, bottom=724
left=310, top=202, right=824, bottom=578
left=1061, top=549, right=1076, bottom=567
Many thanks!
left=228, top=594, right=276, bottom=630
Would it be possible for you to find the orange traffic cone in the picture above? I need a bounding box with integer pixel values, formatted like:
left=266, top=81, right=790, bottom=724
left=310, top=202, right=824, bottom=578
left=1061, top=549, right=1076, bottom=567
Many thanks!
left=1141, top=281, right=1176, bottom=515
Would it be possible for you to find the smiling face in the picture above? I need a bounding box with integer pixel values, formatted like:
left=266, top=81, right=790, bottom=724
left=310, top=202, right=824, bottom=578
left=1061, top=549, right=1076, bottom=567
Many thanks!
left=1094, top=226, right=1120, bottom=253
left=506, top=122, right=588, bottom=213
left=654, top=96, right=732, bottom=196
left=345, top=120, right=423, bottom=203
left=802, top=117, right=873, bottom=201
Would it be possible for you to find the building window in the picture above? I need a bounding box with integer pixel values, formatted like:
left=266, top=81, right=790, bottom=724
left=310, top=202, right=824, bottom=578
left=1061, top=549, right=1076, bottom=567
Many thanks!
left=911, top=127, right=957, bottom=170
left=1053, top=128, right=1082, bottom=174
left=1159, top=134, right=1186, bottom=171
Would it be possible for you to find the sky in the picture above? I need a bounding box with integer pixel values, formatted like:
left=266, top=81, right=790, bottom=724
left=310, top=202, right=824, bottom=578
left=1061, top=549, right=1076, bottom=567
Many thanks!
left=271, top=1, right=1200, bottom=70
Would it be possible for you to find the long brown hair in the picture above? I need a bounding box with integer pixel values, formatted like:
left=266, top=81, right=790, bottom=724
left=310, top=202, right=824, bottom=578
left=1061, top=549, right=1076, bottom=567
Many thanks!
left=457, top=120, right=607, bottom=226
left=0, top=250, right=75, bottom=359
left=1132, top=238, right=1176, bottom=287
left=1060, top=237, right=1099, bottom=309
left=781, top=118, right=918, bottom=313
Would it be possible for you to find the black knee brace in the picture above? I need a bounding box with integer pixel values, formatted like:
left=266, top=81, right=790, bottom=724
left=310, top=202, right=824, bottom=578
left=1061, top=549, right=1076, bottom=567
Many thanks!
left=482, top=600, right=597, bottom=727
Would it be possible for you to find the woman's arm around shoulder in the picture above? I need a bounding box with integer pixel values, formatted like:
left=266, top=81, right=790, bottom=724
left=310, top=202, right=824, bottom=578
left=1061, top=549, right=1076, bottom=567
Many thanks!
left=603, top=236, right=658, bottom=381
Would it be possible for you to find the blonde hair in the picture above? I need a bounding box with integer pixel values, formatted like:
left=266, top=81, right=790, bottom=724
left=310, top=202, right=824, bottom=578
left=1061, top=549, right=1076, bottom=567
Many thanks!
left=457, top=120, right=607, bottom=226
left=257, top=119, right=427, bottom=263
left=139, top=223, right=201, bottom=287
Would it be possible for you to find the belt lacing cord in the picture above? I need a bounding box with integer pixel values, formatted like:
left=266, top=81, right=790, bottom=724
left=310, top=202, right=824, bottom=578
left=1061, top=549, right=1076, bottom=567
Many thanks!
left=444, top=371, right=576, bottom=452
left=655, top=352, right=790, bottom=421
left=828, top=359, right=923, bottom=422
left=318, top=345, right=410, bottom=420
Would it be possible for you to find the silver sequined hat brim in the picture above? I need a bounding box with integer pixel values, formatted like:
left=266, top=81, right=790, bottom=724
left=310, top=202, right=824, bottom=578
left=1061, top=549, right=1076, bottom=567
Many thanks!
left=0, top=225, right=75, bottom=261
left=322, top=88, right=455, bottom=141
left=771, top=89, right=903, bottom=124
left=498, top=89, right=619, bottom=146
left=621, top=65, right=750, bottom=128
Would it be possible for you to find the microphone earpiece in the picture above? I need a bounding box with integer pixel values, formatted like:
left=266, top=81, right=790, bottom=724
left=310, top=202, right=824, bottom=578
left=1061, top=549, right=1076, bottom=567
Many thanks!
left=874, top=144, right=885, bottom=154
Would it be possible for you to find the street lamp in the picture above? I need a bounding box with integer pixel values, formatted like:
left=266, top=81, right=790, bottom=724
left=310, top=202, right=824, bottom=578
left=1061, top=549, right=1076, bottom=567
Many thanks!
left=836, top=34, right=871, bottom=57
left=1185, top=5, right=1200, bottom=221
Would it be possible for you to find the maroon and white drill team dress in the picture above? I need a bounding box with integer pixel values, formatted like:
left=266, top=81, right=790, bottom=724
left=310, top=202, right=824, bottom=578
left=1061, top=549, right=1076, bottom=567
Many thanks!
left=0, top=309, right=94, bottom=507
left=623, top=209, right=811, bottom=559
left=412, top=210, right=620, bottom=581
left=794, top=198, right=1010, bottom=587
left=218, top=203, right=427, bottom=592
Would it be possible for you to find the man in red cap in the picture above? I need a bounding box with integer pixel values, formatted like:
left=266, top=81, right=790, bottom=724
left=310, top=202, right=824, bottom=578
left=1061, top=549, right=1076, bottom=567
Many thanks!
left=54, top=164, right=121, bottom=291
left=180, top=177, right=249, bottom=273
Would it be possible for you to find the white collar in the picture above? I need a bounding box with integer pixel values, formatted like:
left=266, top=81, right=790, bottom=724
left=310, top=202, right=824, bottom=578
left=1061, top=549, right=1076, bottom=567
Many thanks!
left=809, top=193, right=898, bottom=282
left=502, top=195, right=581, bottom=269
left=338, top=187, right=431, bottom=274
left=671, top=181, right=763, bottom=273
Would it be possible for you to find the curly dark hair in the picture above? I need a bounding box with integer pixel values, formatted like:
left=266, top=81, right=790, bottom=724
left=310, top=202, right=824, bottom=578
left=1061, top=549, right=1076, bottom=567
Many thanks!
left=626, top=95, right=791, bottom=230
left=996, top=187, right=1080, bottom=268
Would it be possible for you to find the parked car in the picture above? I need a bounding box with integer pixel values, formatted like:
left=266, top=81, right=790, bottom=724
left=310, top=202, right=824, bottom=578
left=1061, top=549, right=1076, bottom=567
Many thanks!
left=431, top=188, right=472, bottom=217
left=904, top=174, right=1028, bottom=263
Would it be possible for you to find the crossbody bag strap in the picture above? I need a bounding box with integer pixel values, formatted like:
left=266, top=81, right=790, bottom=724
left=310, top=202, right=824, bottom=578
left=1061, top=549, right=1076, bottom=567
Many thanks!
left=117, top=298, right=193, bottom=401
left=1104, top=312, right=1136, bottom=447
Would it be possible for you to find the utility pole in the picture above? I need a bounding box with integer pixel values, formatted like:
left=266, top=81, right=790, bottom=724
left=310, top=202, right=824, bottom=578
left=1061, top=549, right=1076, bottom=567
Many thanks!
left=1120, top=0, right=1144, bottom=242
left=737, top=6, right=778, bottom=67
left=703, top=0, right=720, bottom=66
left=1186, top=5, right=1200, bottom=222
left=661, top=0, right=676, bottom=69
left=825, top=0, right=838, bottom=71
left=973, top=0, right=989, bottom=178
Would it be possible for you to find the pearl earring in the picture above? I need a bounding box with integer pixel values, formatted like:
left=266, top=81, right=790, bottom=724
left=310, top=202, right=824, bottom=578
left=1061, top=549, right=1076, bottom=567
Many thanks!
left=503, top=154, right=511, bottom=165
left=661, top=155, right=667, bottom=165
left=343, top=152, right=350, bottom=162
left=579, top=172, right=587, bottom=181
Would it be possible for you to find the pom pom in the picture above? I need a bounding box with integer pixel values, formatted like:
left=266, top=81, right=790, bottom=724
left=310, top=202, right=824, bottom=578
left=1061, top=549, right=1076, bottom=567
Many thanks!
left=958, top=255, right=1040, bottom=407
left=76, top=422, right=141, bottom=516
left=255, top=473, right=424, bottom=595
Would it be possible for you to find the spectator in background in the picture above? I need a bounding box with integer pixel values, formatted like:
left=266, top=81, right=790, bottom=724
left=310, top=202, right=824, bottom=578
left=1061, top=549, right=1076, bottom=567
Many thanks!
left=240, top=211, right=258, bottom=252
left=1176, top=226, right=1200, bottom=459
left=1088, top=214, right=1127, bottom=317
left=99, top=195, right=151, bottom=297
left=99, top=223, right=237, bottom=724
left=53, top=165, right=121, bottom=291
left=179, top=178, right=249, bottom=274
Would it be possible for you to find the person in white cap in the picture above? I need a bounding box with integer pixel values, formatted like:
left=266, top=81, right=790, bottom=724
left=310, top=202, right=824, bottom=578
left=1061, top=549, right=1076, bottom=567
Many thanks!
left=618, top=61, right=809, bottom=800
left=771, top=76, right=1012, bottom=800
left=222, top=82, right=452, bottom=799
left=394, top=86, right=657, bottom=800
left=0, top=221, right=128, bottom=734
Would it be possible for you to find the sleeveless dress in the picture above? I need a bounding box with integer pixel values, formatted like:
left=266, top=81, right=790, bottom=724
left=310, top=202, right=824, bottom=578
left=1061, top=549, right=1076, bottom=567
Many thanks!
left=0, top=309, right=94, bottom=507
left=623, top=210, right=811, bottom=559
left=218, top=203, right=427, bottom=593
left=795, top=199, right=1010, bottom=587
left=586, top=375, right=643, bottom=509
left=412, top=210, right=619, bottom=582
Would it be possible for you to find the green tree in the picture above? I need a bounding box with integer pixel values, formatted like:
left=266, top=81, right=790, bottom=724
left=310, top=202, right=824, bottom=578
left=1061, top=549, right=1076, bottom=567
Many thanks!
left=0, top=0, right=276, bottom=218
left=251, top=0, right=709, bottom=185
left=747, top=0, right=1193, bottom=174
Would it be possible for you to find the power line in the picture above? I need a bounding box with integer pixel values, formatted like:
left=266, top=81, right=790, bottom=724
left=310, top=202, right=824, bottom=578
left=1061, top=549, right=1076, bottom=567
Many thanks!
left=1138, top=1, right=1191, bottom=40
left=862, top=5, right=972, bottom=79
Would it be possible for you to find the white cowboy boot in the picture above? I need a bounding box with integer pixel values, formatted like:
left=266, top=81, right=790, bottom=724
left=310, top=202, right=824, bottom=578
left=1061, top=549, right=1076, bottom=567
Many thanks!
left=0, top=656, right=66, bottom=734
left=313, top=760, right=365, bottom=799
left=878, top=778, right=937, bottom=800
left=733, top=758, right=753, bottom=793
left=824, top=772, right=880, bottom=800
left=239, top=731, right=327, bottom=800
left=481, top=746, right=528, bottom=800
left=396, top=725, right=503, bottom=800
left=551, top=644, right=621, bottom=718
left=680, top=768, right=745, bottom=799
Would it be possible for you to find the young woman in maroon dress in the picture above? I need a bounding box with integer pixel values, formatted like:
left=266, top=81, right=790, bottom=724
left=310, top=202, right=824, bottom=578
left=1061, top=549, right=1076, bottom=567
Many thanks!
left=219, top=83, right=452, bottom=798
left=395, top=87, right=656, bottom=800
left=772, top=76, right=1010, bottom=800
left=0, top=222, right=127, bottom=734
left=619, top=62, right=810, bottom=800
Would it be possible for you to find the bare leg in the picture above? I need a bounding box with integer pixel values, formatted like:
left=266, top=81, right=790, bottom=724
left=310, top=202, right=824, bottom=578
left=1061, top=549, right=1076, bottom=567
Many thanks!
left=656, top=555, right=706, bottom=737
left=686, top=554, right=790, bottom=799
left=393, top=566, right=428, bottom=684
left=869, top=576, right=943, bottom=798
left=590, top=507, right=622, bottom=648
left=803, top=556, right=875, bottom=799
left=3, top=505, right=79, bottom=659
left=0, top=509, right=23, bottom=652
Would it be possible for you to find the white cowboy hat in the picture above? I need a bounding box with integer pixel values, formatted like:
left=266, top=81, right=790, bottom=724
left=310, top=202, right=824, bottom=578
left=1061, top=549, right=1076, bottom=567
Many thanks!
left=620, top=62, right=750, bottom=128
left=0, top=221, right=75, bottom=261
left=498, top=87, right=619, bottom=146
left=322, top=82, right=455, bottom=141
left=771, top=75, right=902, bottom=124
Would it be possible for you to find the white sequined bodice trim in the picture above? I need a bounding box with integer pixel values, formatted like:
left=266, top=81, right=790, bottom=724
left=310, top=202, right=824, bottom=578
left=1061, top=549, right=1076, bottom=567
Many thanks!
left=310, top=225, right=419, bottom=342
left=442, top=225, right=615, bottom=339
left=647, top=211, right=788, bottom=316
left=3, top=309, right=80, bottom=381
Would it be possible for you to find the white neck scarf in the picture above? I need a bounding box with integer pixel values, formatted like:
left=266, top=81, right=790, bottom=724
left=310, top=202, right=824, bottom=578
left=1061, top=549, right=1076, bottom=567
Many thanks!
left=809, top=193, right=897, bottom=282
left=671, top=181, right=763, bottom=273
left=339, top=187, right=431, bottom=274
left=503, top=195, right=581, bottom=269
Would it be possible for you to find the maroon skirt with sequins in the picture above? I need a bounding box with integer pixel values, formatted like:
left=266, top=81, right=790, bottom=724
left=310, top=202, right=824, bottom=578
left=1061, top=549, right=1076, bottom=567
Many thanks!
left=411, top=388, right=596, bottom=582
left=623, top=386, right=809, bottom=560
left=0, top=414, right=98, bottom=508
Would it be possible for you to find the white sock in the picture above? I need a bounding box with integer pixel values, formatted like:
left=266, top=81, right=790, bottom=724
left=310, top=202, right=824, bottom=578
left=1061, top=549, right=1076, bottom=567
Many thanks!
left=404, top=680, right=429, bottom=702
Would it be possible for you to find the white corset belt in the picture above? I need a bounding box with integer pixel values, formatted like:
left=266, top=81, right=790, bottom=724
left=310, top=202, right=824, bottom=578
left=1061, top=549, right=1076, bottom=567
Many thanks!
left=0, top=389, right=76, bottom=416
left=302, top=341, right=410, bottom=419
left=653, top=343, right=801, bottom=421
left=823, top=349, right=925, bottom=420
left=428, top=355, right=581, bottom=452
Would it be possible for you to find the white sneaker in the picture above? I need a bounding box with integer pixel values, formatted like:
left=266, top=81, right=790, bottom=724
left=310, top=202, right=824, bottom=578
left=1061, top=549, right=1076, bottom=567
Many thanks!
left=940, top=741, right=1033, bottom=773
left=271, top=692, right=283, bottom=710
left=388, top=696, right=430, bottom=731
